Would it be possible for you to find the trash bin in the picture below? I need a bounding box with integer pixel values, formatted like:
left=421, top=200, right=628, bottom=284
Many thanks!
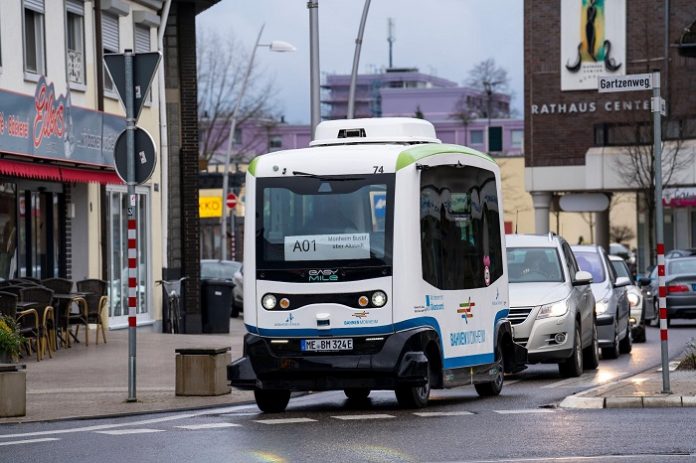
left=201, top=280, right=234, bottom=333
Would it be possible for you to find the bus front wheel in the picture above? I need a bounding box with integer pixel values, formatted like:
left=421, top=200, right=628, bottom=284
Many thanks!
left=254, top=389, right=290, bottom=413
left=475, top=344, right=504, bottom=397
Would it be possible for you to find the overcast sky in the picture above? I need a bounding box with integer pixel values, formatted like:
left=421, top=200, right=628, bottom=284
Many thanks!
left=196, top=0, right=524, bottom=125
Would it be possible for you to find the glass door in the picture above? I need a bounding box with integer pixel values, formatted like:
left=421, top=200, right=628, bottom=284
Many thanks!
left=106, top=187, right=151, bottom=328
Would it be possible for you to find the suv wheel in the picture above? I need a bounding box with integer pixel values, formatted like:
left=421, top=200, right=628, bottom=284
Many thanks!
left=619, top=323, right=632, bottom=354
left=601, top=324, right=620, bottom=359
left=583, top=322, right=600, bottom=370
left=559, top=324, right=583, bottom=377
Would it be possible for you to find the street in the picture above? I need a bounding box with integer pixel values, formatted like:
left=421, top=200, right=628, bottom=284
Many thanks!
left=1, top=323, right=694, bottom=463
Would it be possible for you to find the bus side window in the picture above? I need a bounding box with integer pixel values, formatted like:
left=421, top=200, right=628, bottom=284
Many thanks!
left=420, top=165, right=503, bottom=290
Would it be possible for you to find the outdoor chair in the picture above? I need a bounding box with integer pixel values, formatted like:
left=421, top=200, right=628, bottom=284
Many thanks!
left=76, top=279, right=108, bottom=344
left=0, top=291, right=40, bottom=362
left=42, top=278, right=74, bottom=345
left=19, top=286, right=56, bottom=359
left=19, top=277, right=41, bottom=284
left=0, top=280, right=11, bottom=288
left=41, top=278, right=73, bottom=294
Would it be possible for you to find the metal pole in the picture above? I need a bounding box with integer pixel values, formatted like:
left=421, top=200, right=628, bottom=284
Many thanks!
left=125, top=50, right=138, bottom=403
left=221, top=25, right=264, bottom=261
left=308, top=0, right=320, bottom=138
left=347, top=0, right=371, bottom=119
left=653, top=70, right=670, bottom=394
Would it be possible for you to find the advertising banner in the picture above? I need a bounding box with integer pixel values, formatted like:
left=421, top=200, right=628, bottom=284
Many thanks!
left=561, top=0, right=626, bottom=91
left=0, top=77, right=125, bottom=167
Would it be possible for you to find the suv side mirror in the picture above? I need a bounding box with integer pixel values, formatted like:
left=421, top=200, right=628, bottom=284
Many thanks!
left=573, top=270, right=593, bottom=286
left=614, top=276, right=631, bottom=288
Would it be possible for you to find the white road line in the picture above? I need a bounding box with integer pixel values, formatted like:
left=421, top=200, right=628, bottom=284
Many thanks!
left=332, top=414, right=395, bottom=420
left=0, top=438, right=60, bottom=447
left=253, top=418, right=317, bottom=425
left=493, top=409, right=555, bottom=415
left=413, top=411, right=474, bottom=417
left=96, top=429, right=165, bottom=436
left=432, top=454, right=693, bottom=462
left=505, top=379, right=521, bottom=386
left=175, top=423, right=242, bottom=430
left=0, top=403, right=257, bottom=440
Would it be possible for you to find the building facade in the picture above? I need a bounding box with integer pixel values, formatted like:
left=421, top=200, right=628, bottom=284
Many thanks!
left=525, top=0, right=696, bottom=270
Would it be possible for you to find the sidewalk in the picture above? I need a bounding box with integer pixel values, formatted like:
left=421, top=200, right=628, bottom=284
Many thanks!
left=0, top=318, right=253, bottom=424
left=560, top=361, right=696, bottom=409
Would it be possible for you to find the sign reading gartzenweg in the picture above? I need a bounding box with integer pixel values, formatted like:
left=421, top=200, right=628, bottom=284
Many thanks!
left=598, top=74, right=652, bottom=93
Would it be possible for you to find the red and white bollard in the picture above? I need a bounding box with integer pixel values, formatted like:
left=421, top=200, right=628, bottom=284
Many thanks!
left=656, top=243, right=671, bottom=393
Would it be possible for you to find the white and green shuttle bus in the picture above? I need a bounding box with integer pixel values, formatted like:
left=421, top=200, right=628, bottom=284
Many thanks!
left=228, top=118, right=526, bottom=412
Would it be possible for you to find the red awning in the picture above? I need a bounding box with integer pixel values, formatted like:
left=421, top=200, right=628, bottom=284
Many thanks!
left=0, top=159, right=123, bottom=185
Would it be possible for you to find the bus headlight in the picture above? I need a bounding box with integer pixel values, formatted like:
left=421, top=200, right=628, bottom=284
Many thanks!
left=262, top=294, right=277, bottom=310
left=371, top=291, right=387, bottom=307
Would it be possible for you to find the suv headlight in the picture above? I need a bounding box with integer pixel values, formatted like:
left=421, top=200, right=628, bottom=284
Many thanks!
left=537, top=299, right=569, bottom=319
left=595, top=298, right=610, bottom=315
left=627, top=291, right=640, bottom=308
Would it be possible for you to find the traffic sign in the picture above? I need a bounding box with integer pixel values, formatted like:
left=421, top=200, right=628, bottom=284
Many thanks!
left=114, top=127, right=157, bottom=185
left=226, top=193, right=238, bottom=209
left=598, top=73, right=652, bottom=93
left=104, top=51, right=162, bottom=122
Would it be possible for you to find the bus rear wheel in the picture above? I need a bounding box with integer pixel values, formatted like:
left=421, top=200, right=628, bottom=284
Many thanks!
left=254, top=389, right=290, bottom=413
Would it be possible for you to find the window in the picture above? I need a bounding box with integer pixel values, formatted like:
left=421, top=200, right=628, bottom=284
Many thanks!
left=23, top=1, right=46, bottom=76
left=102, top=13, right=119, bottom=94
left=470, top=130, right=484, bottom=144
left=269, top=135, right=282, bottom=150
left=66, top=0, right=85, bottom=85
left=561, top=242, right=579, bottom=279
left=511, top=129, right=523, bottom=149
left=488, top=126, right=503, bottom=152
left=506, top=247, right=564, bottom=283
left=420, top=165, right=503, bottom=290
left=574, top=250, right=606, bottom=283
left=133, top=24, right=151, bottom=101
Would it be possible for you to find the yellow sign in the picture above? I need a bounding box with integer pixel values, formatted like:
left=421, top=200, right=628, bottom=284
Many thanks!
left=199, top=196, right=222, bottom=218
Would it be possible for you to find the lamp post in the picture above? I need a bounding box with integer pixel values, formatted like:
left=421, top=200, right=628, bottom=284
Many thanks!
left=347, top=0, right=371, bottom=119
left=308, top=0, right=320, bottom=138
left=220, top=25, right=295, bottom=261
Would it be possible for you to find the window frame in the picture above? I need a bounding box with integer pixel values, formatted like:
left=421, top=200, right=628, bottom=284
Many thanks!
left=65, top=1, right=86, bottom=89
left=22, top=3, right=47, bottom=79
left=470, top=130, right=484, bottom=145
left=102, top=12, right=120, bottom=99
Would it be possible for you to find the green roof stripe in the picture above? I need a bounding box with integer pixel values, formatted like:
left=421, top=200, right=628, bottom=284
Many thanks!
left=248, top=157, right=259, bottom=176
left=395, top=144, right=495, bottom=171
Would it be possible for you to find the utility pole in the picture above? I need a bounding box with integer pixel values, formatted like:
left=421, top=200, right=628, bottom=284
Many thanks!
left=308, top=1, right=320, bottom=138
left=347, top=0, right=371, bottom=119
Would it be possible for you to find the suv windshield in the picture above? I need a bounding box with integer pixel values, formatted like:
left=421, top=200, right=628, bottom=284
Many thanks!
left=256, top=174, right=394, bottom=269
left=507, top=247, right=564, bottom=283
left=574, top=250, right=606, bottom=283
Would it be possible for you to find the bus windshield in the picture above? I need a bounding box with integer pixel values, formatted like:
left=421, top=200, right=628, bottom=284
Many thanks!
left=256, top=174, right=394, bottom=269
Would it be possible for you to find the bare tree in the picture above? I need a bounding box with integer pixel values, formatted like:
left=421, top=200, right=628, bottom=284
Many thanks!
left=197, top=31, right=280, bottom=166
left=466, top=58, right=511, bottom=119
left=610, top=225, right=636, bottom=244
left=449, top=96, right=476, bottom=146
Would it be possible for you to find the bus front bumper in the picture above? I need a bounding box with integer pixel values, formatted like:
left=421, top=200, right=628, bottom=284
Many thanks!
left=228, top=331, right=429, bottom=392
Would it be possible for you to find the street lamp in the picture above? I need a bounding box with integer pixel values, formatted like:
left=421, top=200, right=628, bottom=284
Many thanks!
left=220, top=25, right=296, bottom=262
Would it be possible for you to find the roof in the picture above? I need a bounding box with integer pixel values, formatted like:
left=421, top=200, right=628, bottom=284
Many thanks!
left=505, top=233, right=562, bottom=247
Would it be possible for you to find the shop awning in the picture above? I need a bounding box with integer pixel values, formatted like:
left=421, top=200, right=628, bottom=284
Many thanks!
left=0, top=159, right=123, bottom=185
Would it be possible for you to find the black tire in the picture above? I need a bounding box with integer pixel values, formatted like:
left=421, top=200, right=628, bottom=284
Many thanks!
left=649, top=299, right=660, bottom=327
left=601, top=326, right=620, bottom=359
left=254, top=389, right=291, bottom=413
left=344, top=388, right=371, bottom=400
left=559, top=324, right=583, bottom=378
left=230, top=306, right=240, bottom=319
left=632, top=325, right=646, bottom=343
left=475, top=343, right=504, bottom=397
left=583, top=321, right=600, bottom=370
left=395, top=358, right=432, bottom=409
left=619, top=323, right=632, bottom=354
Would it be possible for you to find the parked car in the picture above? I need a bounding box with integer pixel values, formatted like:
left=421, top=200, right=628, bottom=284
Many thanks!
left=232, top=265, right=243, bottom=314
left=571, top=244, right=632, bottom=359
left=641, top=256, right=696, bottom=326
left=609, top=242, right=636, bottom=276
left=664, top=248, right=696, bottom=259
left=200, top=259, right=242, bottom=317
left=609, top=255, right=646, bottom=343
left=506, top=234, right=599, bottom=377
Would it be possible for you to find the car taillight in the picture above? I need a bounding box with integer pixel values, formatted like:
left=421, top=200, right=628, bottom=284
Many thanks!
left=667, top=284, right=690, bottom=294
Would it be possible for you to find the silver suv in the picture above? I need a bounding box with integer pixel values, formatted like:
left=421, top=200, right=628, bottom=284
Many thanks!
left=506, top=234, right=599, bottom=377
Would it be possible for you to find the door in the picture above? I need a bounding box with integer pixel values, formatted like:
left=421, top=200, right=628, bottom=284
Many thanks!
left=106, top=187, right=152, bottom=328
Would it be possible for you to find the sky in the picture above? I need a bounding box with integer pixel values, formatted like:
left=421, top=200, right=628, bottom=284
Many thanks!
left=196, top=0, right=524, bottom=125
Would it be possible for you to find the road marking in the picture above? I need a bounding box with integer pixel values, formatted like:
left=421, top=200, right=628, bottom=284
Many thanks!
left=96, top=429, right=165, bottom=435
left=435, top=453, right=695, bottom=462
left=0, top=404, right=257, bottom=439
left=332, top=414, right=395, bottom=420
left=413, top=411, right=474, bottom=417
left=175, top=423, right=242, bottom=430
left=505, top=379, right=521, bottom=386
left=493, top=409, right=555, bottom=414
left=0, top=438, right=60, bottom=447
left=253, top=418, right=317, bottom=425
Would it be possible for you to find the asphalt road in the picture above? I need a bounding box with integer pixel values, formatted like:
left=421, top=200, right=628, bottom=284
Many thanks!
left=1, top=324, right=694, bottom=463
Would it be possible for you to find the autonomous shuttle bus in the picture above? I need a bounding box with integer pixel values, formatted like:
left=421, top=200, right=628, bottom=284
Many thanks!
left=228, top=118, right=526, bottom=412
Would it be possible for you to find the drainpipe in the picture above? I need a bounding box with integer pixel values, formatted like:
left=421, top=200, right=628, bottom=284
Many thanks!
left=94, top=0, right=108, bottom=280
left=158, top=0, right=172, bottom=276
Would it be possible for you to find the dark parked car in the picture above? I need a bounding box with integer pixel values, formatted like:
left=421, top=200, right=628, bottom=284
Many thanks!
left=200, top=259, right=242, bottom=317
left=641, top=256, right=696, bottom=326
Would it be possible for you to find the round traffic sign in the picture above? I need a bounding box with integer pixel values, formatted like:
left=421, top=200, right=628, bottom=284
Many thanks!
left=226, top=193, right=238, bottom=209
left=114, top=127, right=157, bottom=185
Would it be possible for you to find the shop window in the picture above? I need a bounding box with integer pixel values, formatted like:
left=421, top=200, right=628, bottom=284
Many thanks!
left=511, top=129, right=523, bottom=149
left=470, top=130, right=484, bottom=145
left=66, top=1, right=86, bottom=85
left=420, top=165, right=503, bottom=290
left=488, top=126, right=503, bottom=152
left=23, top=1, right=46, bottom=76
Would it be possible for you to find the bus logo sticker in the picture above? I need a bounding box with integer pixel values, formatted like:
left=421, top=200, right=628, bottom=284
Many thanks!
left=308, top=269, right=339, bottom=282
left=352, top=310, right=369, bottom=319
left=458, top=298, right=475, bottom=323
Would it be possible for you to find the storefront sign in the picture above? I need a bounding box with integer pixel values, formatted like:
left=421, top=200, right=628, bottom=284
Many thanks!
left=0, top=77, right=125, bottom=167
left=663, top=188, right=696, bottom=208
left=199, top=196, right=223, bottom=218
left=530, top=98, right=651, bottom=116
left=561, top=0, right=626, bottom=91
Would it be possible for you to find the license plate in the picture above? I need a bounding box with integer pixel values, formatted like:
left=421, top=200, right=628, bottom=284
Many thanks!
left=301, top=338, right=353, bottom=352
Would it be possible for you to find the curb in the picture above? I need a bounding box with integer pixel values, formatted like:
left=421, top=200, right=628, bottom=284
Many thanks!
left=561, top=393, right=696, bottom=410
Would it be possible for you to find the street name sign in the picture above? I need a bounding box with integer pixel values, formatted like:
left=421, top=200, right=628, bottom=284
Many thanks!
left=104, top=51, right=162, bottom=121
left=114, top=127, right=157, bottom=185
left=598, top=73, right=652, bottom=93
